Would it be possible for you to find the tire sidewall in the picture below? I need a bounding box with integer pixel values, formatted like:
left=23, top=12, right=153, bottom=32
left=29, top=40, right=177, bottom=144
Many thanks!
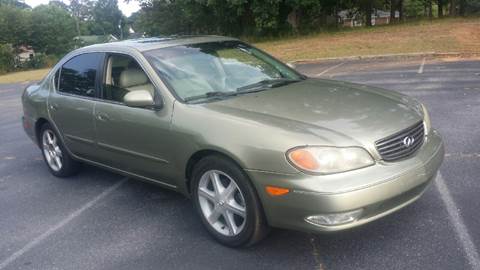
left=40, top=123, right=78, bottom=177
left=191, top=156, right=261, bottom=247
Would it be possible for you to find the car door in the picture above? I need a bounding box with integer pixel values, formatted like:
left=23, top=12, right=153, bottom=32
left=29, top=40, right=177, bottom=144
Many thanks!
left=93, top=53, right=177, bottom=187
left=48, top=52, right=104, bottom=160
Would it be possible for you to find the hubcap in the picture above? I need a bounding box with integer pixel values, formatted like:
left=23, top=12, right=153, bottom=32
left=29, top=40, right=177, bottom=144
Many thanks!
left=197, top=170, right=247, bottom=236
left=42, top=130, right=63, bottom=172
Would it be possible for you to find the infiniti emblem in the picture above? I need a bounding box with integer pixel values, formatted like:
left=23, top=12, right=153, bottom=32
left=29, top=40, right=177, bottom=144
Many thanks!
left=403, top=136, right=415, bottom=147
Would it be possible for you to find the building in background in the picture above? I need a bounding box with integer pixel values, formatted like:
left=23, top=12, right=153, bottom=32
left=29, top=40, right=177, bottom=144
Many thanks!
left=339, top=10, right=400, bottom=27
left=15, top=45, right=35, bottom=63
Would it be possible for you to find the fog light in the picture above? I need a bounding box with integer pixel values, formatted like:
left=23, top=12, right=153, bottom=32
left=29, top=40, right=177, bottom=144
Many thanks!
left=305, top=209, right=363, bottom=226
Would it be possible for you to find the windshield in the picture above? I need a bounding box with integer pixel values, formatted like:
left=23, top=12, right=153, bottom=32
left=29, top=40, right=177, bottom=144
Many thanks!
left=143, top=41, right=304, bottom=103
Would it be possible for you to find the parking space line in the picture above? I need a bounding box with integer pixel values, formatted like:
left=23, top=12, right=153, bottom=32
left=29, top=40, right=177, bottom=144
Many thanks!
left=435, top=173, right=480, bottom=270
left=309, top=236, right=325, bottom=270
left=0, top=177, right=129, bottom=270
left=418, top=57, right=426, bottom=74
left=315, top=62, right=345, bottom=77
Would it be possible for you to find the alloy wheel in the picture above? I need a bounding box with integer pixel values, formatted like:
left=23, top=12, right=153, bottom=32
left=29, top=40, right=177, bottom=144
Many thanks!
left=42, top=129, right=63, bottom=172
left=197, top=170, right=247, bottom=236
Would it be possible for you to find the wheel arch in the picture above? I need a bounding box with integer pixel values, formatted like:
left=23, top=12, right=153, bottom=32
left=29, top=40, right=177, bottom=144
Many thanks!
left=34, top=117, right=72, bottom=158
left=184, top=149, right=248, bottom=195
left=34, top=117, right=49, bottom=147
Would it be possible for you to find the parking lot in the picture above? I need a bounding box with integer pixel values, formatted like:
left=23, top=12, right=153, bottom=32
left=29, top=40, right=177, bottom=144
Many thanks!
left=1, top=57, right=479, bottom=270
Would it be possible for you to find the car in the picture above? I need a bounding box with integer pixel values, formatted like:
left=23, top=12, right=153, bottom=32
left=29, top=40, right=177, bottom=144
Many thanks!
left=21, top=36, right=444, bottom=247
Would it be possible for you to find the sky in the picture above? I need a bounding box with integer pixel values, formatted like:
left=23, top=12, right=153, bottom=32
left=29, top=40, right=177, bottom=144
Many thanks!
left=24, top=0, right=141, bottom=17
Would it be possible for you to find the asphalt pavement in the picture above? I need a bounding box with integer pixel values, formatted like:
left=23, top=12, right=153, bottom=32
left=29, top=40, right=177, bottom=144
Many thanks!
left=0, top=57, right=479, bottom=270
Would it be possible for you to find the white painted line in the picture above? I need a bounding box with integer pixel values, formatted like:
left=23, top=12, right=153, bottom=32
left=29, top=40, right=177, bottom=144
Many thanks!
left=435, top=173, right=480, bottom=270
left=315, top=62, right=345, bottom=77
left=0, top=177, right=128, bottom=270
left=418, top=57, right=426, bottom=74
left=309, top=236, right=325, bottom=270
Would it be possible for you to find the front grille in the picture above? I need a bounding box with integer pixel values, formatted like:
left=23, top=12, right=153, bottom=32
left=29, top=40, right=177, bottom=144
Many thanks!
left=375, top=121, right=425, bottom=161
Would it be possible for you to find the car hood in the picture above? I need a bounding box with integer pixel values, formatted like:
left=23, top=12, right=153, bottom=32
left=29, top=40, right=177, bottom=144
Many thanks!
left=203, top=78, right=423, bottom=146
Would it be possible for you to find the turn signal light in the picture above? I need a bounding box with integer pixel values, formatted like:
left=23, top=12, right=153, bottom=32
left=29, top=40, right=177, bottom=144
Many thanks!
left=288, top=149, right=320, bottom=171
left=265, top=186, right=290, bottom=196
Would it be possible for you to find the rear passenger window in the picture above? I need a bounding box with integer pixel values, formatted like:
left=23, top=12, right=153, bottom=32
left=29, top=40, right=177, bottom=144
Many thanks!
left=59, top=53, right=103, bottom=97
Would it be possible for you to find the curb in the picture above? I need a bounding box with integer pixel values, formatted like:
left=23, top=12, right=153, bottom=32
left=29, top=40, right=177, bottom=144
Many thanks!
left=290, top=52, right=480, bottom=64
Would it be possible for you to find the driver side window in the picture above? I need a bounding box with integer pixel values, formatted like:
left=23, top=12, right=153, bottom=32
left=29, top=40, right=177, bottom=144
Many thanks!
left=102, top=54, right=154, bottom=103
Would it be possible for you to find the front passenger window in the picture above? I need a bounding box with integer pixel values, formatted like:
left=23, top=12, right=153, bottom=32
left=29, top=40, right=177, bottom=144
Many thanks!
left=102, top=55, right=155, bottom=103
left=58, top=53, right=103, bottom=97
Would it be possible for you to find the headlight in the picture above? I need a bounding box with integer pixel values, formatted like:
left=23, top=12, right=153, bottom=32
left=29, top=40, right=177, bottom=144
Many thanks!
left=287, top=146, right=374, bottom=174
left=421, top=103, right=431, bottom=135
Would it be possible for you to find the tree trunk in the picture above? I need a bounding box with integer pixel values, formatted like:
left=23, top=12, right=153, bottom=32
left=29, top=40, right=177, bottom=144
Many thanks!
left=365, top=1, right=372, bottom=26
left=390, top=0, right=396, bottom=22
left=428, top=0, right=433, bottom=18
left=449, top=0, right=456, bottom=16
left=459, top=0, right=466, bottom=16
left=438, top=0, right=444, bottom=17
left=398, top=0, right=404, bottom=21
left=75, top=18, right=81, bottom=37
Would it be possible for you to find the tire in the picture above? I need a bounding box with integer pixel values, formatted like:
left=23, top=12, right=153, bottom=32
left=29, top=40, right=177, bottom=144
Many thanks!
left=39, top=123, right=80, bottom=177
left=191, top=155, right=269, bottom=247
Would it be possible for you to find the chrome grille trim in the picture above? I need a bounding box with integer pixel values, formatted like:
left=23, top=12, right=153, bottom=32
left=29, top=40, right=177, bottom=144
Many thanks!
left=375, top=121, right=425, bottom=161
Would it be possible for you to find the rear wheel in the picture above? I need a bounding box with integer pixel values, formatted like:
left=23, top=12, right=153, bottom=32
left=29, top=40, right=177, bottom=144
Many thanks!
left=191, top=155, right=269, bottom=247
left=40, top=123, right=79, bottom=177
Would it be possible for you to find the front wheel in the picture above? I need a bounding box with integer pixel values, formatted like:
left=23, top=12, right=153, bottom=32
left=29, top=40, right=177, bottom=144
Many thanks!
left=191, top=156, right=269, bottom=247
left=40, top=123, right=79, bottom=177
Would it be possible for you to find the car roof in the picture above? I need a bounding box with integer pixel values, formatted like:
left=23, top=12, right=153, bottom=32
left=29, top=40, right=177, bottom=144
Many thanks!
left=78, top=35, right=239, bottom=53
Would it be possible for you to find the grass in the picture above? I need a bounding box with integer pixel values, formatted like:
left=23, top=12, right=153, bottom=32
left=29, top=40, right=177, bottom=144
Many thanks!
left=0, top=68, right=50, bottom=84
left=1, top=18, right=479, bottom=84
left=252, top=18, right=480, bottom=61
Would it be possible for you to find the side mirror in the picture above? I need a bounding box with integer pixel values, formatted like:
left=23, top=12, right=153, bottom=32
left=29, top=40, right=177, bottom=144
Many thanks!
left=123, top=90, right=155, bottom=108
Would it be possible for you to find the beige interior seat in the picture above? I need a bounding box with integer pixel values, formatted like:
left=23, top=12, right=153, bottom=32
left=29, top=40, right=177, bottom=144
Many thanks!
left=118, top=69, right=155, bottom=96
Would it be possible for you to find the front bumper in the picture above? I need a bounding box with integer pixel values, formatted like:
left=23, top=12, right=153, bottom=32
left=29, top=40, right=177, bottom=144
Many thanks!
left=246, top=129, right=444, bottom=233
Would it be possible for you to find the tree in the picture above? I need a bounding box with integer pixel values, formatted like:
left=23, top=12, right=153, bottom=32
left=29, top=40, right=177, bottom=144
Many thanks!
left=29, top=4, right=76, bottom=55
left=390, top=0, right=397, bottom=21
left=398, top=0, right=404, bottom=19
left=0, top=43, right=14, bottom=73
left=0, top=5, right=30, bottom=47
left=438, top=0, right=445, bottom=16
left=449, top=0, right=456, bottom=15
left=90, top=0, right=124, bottom=37
left=355, top=0, right=375, bottom=26
left=69, top=0, right=93, bottom=36
left=0, top=0, right=30, bottom=9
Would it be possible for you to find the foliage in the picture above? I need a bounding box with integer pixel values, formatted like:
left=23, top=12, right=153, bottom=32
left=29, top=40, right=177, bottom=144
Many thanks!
left=0, top=5, right=30, bottom=47
left=465, top=0, right=480, bottom=13
left=0, top=0, right=127, bottom=72
left=1, top=0, right=479, bottom=74
left=90, top=0, right=126, bottom=38
left=29, top=5, right=76, bottom=55
left=0, top=44, right=14, bottom=74
left=404, top=0, right=427, bottom=17
left=0, top=0, right=30, bottom=9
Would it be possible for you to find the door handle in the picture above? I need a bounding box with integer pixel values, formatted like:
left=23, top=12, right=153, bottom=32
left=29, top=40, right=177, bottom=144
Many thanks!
left=49, top=104, right=59, bottom=111
left=96, top=113, right=110, bottom=121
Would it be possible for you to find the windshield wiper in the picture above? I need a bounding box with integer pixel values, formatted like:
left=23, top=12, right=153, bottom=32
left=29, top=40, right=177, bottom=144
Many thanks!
left=236, top=78, right=300, bottom=93
left=183, top=91, right=238, bottom=103
left=183, top=79, right=301, bottom=103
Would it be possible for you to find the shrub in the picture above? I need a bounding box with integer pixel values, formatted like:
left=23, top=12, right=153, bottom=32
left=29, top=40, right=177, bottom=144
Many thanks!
left=0, top=44, right=14, bottom=74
